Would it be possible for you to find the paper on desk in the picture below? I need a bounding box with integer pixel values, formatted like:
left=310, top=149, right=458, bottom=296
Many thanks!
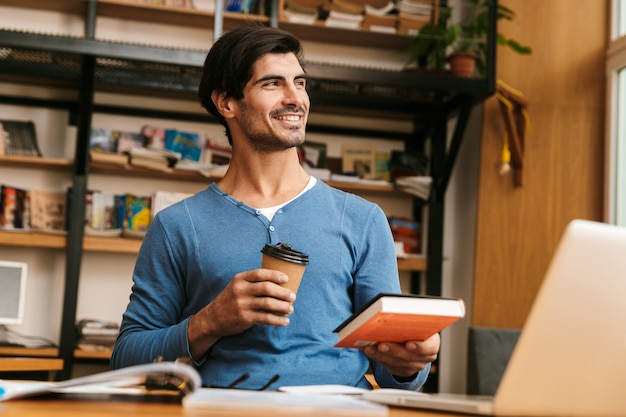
left=278, top=384, right=368, bottom=395
left=183, top=388, right=388, bottom=417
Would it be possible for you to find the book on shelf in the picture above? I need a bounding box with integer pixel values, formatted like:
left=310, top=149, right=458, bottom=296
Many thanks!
left=122, top=194, right=152, bottom=234
left=83, top=191, right=125, bottom=237
left=388, top=216, right=420, bottom=255
left=89, top=148, right=129, bottom=166
left=29, top=189, right=67, bottom=232
left=298, top=140, right=327, bottom=169
left=89, top=128, right=117, bottom=152
left=362, top=14, right=397, bottom=33
left=362, top=1, right=397, bottom=33
left=0, top=184, right=28, bottom=230
left=394, top=175, right=432, bottom=200
left=305, top=166, right=332, bottom=181
left=363, top=0, right=396, bottom=16
left=327, top=0, right=364, bottom=14
left=0, top=120, right=42, bottom=157
left=375, top=151, right=391, bottom=182
left=0, top=360, right=201, bottom=401
left=89, top=128, right=129, bottom=166
left=128, top=147, right=180, bottom=172
left=395, top=0, right=434, bottom=34
left=341, top=144, right=377, bottom=179
left=114, top=130, right=146, bottom=154
left=282, top=8, right=318, bottom=24
left=76, top=319, right=120, bottom=350
left=192, top=0, right=215, bottom=11
left=165, top=129, right=205, bottom=162
left=152, top=190, right=193, bottom=217
left=174, top=160, right=217, bottom=177
left=204, top=138, right=232, bottom=166
left=333, top=293, right=465, bottom=348
left=282, top=0, right=321, bottom=24
left=389, top=150, right=427, bottom=180
left=141, top=125, right=166, bottom=150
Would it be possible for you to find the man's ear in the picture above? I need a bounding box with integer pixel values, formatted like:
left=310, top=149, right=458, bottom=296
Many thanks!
left=212, top=91, right=235, bottom=119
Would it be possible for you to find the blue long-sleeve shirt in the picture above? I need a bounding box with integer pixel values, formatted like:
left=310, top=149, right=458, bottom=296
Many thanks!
left=111, top=180, right=429, bottom=390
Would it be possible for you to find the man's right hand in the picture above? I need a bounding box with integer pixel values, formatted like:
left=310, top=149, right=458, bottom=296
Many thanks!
left=187, top=268, right=296, bottom=360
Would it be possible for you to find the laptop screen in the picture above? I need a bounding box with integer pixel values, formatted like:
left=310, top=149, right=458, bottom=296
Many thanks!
left=0, top=260, right=27, bottom=325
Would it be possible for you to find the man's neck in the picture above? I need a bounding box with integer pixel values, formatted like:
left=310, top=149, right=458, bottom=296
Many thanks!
left=218, top=149, right=310, bottom=208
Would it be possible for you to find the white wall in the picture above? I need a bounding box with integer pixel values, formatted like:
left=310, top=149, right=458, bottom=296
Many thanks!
left=0, top=3, right=478, bottom=392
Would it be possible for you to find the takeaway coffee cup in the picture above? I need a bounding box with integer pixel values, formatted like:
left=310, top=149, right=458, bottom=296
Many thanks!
left=261, top=243, right=309, bottom=293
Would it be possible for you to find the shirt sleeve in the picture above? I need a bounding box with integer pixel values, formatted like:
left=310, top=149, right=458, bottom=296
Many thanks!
left=110, top=214, right=193, bottom=369
left=353, top=203, right=432, bottom=392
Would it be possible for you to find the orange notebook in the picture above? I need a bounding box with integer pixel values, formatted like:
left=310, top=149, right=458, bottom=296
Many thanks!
left=334, top=293, right=465, bottom=348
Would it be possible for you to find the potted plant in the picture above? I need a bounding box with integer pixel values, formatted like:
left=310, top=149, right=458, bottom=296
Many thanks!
left=402, top=0, right=531, bottom=77
left=402, top=6, right=458, bottom=72
left=447, top=0, right=532, bottom=77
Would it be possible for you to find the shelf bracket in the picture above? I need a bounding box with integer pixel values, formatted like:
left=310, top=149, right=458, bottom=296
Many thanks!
left=434, top=96, right=475, bottom=200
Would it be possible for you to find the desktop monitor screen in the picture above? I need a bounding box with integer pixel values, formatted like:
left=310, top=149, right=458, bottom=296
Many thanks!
left=0, top=261, right=27, bottom=325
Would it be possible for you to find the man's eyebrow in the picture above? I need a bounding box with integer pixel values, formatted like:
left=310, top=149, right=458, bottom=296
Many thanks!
left=253, top=73, right=308, bottom=85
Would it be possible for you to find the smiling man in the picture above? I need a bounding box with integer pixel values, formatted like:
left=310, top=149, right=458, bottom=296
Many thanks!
left=110, top=24, right=440, bottom=391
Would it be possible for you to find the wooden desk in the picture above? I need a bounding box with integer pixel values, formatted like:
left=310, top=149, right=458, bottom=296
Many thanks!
left=0, top=398, right=463, bottom=417
left=0, top=357, right=63, bottom=372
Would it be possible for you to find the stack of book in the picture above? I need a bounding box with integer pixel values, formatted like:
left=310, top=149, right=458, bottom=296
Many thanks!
left=282, top=0, right=323, bottom=24
left=323, top=0, right=365, bottom=29
left=362, top=1, right=398, bottom=33
left=75, top=319, right=120, bottom=352
left=394, top=175, right=432, bottom=200
left=127, top=147, right=181, bottom=172
left=396, top=0, right=435, bottom=34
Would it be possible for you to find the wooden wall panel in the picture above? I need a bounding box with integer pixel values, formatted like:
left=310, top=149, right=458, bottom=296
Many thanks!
left=471, top=0, right=608, bottom=328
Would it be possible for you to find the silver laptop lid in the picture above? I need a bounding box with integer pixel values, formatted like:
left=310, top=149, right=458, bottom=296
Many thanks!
left=494, top=220, right=626, bottom=416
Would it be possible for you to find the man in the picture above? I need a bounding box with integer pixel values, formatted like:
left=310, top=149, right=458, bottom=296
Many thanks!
left=111, top=25, right=440, bottom=390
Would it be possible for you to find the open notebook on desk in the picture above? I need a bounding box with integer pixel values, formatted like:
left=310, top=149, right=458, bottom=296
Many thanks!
left=362, top=219, right=626, bottom=416
left=0, top=361, right=201, bottom=401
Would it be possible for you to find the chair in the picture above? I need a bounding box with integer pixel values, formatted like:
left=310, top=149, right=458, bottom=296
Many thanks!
left=466, top=326, right=521, bottom=396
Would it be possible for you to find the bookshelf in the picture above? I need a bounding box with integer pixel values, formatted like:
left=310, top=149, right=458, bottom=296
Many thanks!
left=0, top=156, right=427, bottom=264
left=0, top=346, right=111, bottom=361
left=0, top=0, right=496, bottom=387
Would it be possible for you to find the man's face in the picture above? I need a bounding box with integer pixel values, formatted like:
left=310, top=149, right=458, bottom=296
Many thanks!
left=234, top=52, right=310, bottom=153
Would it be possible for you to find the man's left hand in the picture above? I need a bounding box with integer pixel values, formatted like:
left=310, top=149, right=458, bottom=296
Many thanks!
left=363, top=333, right=440, bottom=378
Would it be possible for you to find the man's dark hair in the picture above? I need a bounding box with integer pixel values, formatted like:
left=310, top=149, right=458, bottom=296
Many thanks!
left=198, top=25, right=305, bottom=144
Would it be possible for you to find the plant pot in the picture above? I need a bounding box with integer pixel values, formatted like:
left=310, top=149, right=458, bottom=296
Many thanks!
left=447, top=51, right=478, bottom=78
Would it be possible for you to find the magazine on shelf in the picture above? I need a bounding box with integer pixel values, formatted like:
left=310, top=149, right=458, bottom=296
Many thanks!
left=0, top=120, right=42, bottom=157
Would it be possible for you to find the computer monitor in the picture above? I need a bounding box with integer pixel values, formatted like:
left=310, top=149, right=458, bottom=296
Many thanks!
left=0, top=260, right=27, bottom=326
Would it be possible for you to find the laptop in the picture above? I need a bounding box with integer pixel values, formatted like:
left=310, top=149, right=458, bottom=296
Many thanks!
left=362, top=219, right=626, bottom=416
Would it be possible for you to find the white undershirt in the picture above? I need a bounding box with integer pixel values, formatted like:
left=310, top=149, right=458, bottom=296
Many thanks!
left=256, top=176, right=317, bottom=221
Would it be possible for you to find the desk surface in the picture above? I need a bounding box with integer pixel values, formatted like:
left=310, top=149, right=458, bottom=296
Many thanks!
left=0, top=358, right=64, bottom=372
left=0, top=398, right=466, bottom=417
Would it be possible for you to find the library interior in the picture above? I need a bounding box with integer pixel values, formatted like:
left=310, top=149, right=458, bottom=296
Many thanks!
left=0, top=1, right=621, bottom=416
